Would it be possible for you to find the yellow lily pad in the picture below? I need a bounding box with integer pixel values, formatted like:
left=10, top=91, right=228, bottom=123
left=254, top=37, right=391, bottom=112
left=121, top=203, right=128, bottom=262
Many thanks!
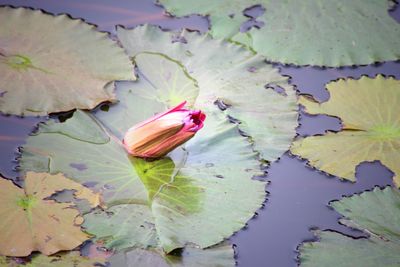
left=0, top=172, right=100, bottom=256
left=291, top=75, right=400, bottom=186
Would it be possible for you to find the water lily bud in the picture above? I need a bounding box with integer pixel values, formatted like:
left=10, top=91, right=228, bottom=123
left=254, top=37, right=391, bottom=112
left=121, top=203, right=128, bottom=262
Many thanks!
left=123, top=101, right=206, bottom=158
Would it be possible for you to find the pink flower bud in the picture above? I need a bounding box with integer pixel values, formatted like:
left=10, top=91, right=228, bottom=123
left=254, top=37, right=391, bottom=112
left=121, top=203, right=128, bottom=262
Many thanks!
left=123, top=101, right=206, bottom=158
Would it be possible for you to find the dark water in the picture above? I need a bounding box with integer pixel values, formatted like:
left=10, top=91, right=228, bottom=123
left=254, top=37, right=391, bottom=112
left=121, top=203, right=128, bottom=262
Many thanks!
left=0, top=115, right=43, bottom=180
left=0, top=0, right=208, bottom=33
left=0, top=1, right=399, bottom=266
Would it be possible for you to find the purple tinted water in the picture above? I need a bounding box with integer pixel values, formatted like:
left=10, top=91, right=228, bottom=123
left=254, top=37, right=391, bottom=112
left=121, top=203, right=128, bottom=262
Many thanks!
left=0, top=1, right=399, bottom=266
left=241, top=5, right=266, bottom=32
left=0, top=0, right=208, bottom=33
left=0, top=115, right=43, bottom=180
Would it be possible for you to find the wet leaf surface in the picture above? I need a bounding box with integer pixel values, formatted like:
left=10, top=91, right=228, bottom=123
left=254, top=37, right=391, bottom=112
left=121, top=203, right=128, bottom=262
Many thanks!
left=159, top=0, right=400, bottom=66
left=291, top=75, right=400, bottom=186
left=0, top=6, right=134, bottom=116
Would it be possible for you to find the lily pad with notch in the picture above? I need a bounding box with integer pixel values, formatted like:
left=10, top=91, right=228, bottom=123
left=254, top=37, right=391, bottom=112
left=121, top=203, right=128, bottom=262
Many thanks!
left=291, top=75, right=400, bottom=187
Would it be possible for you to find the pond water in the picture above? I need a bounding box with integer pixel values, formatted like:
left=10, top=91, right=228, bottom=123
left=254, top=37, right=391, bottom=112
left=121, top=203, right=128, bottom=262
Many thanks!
left=0, top=1, right=399, bottom=266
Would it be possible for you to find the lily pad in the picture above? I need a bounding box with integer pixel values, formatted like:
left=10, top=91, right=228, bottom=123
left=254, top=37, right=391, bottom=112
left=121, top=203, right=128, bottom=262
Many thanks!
left=299, top=186, right=400, bottom=267
left=158, top=0, right=400, bottom=67
left=20, top=48, right=267, bottom=252
left=21, top=108, right=265, bottom=252
left=117, top=24, right=298, bottom=162
left=0, top=6, right=134, bottom=116
left=109, top=244, right=235, bottom=267
left=291, top=75, right=400, bottom=187
left=0, top=172, right=99, bottom=256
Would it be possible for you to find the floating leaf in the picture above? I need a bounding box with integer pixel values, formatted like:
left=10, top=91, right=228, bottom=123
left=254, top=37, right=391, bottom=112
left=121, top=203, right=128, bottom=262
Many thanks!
left=21, top=108, right=265, bottom=252
left=158, top=0, right=400, bottom=67
left=0, top=172, right=98, bottom=256
left=299, top=187, right=400, bottom=267
left=109, top=244, right=234, bottom=267
left=20, top=43, right=267, bottom=252
left=291, top=75, right=400, bottom=187
left=0, top=7, right=134, bottom=116
left=117, top=24, right=298, bottom=162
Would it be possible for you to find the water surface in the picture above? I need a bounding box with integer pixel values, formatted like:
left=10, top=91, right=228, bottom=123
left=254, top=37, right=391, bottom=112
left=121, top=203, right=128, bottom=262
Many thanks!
left=0, top=1, right=399, bottom=266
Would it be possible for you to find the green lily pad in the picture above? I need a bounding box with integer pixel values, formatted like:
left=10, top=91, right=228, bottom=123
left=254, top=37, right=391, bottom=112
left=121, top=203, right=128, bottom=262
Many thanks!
left=299, top=186, right=400, bottom=267
left=290, top=75, right=400, bottom=187
left=158, top=0, right=400, bottom=67
left=0, top=6, right=134, bottom=116
left=109, top=244, right=235, bottom=267
left=21, top=108, right=265, bottom=252
left=117, top=24, right=298, bottom=162
left=20, top=47, right=267, bottom=253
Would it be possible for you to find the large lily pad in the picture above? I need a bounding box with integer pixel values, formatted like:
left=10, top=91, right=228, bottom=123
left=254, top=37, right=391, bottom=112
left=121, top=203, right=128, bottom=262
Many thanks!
left=0, top=172, right=99, bottom=257
left=117, top=24, right=298, bottom=162
left=299, top=186, right=400, bottom=267
left=158, top=0, right=400, bottom=67
left=291, top=75, right=400, bottom=187
left=21, top=108, right=265, bottom=252
left=0, top=6, right=134, bottom=116
left=20, top=47, right=267, bottom=253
